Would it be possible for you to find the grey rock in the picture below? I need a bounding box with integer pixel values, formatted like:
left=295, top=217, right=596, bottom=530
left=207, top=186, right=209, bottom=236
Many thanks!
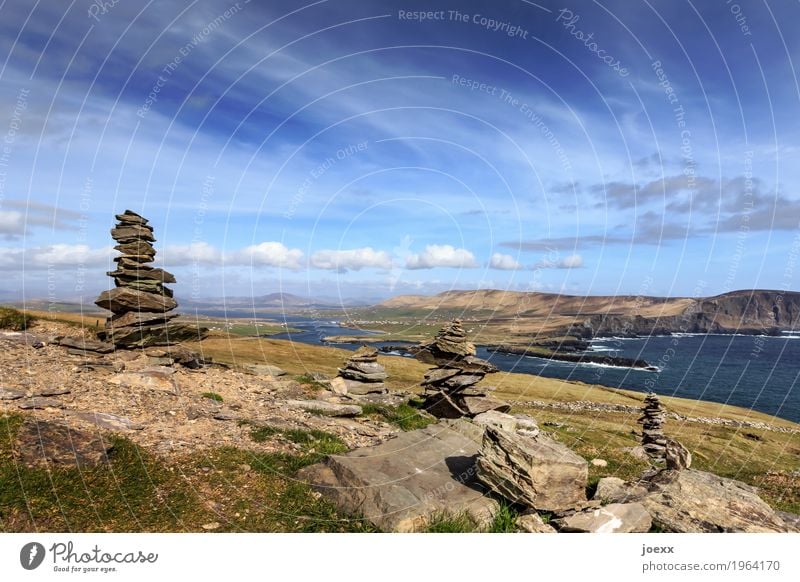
left=516, top=511, right=557, bottom=533
left=472, top=410, right=519, bottom=432
left=634, top=469, right=792, bottom=532
left=554, top=503, right=652, bottom=533
left=242, top=364, right=286, bottom=377
left=0, top=387, right=25, bottom=400
left=18, top=397, right=65, bottom=410
left=31, top=387, right=71, bottom=397
left=299, top=419, right=498, bottom=532
left=665, top=437, right=692, bottom=470
left=287, top=399, right=362, bottom=417
left=476, top=426, right=588, bottom=512
left=341, top=378, right=386, bottom=395
left=593, top=477, right=627, bottom=503
left=461, top=395, right=511, bottom=416
left=73, top=411, right=144, bottom=431
left=58, top=336, right=115, bottom=354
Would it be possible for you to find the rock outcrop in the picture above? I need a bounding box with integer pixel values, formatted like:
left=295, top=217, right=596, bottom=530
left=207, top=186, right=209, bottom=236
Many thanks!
left=334, top=346, right=387, bottom=395
left=476, top=425, right=588, bottom=512
left=299, top=419, right=499, bottom=532
left=413, top=320, right=508, bottom=418
left=95, top=210, right=205, bottom=348
left=632, top=469, right=793, bottom=532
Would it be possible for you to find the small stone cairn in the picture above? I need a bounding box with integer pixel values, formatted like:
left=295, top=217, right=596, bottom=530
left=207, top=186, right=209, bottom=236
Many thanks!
left=413, top=319, right=509, bottom=418
left=639, top=392, right=667, bottom=463
left=95, top=210, right=205, bottom=348
left=335, top=346, right=388, bottom=395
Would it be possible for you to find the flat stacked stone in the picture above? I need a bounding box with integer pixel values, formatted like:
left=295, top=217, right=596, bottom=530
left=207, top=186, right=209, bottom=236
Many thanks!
left=413, top=320, right=508, bottom=418
left=639, top=392, right=667, bottom=463
left=336, top=346, right=388, bottom=395
left=95, top=210, right=205, bottom=348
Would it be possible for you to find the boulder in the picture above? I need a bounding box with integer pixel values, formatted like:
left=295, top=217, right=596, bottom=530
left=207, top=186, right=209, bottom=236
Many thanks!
left=634, top=469, right=792, bottom=532
left=299, top=419, right=498, bottom=532
left=593, top=477, right=627, bottom=503
left=476, top=426, right=588, bottom=512
left=554, top=503, right=652, bottom=533
left=665, top=437, right=692, bottom=470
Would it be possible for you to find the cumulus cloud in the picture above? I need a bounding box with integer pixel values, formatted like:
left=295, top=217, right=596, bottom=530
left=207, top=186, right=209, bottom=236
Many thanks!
left=489, top=253, right=522, bottom=270
left=535, top=254, right=584, bottom=269
left=237, top=242, right=304, bottom=269
left=0, top=244, right=112, bottom=270
left=405, top=245, right=478, bottom=270
left=310, top=247, right=392, bottom=272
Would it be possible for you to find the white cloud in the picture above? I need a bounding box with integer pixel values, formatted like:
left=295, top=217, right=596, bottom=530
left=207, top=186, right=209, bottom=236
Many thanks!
left=310, top=247, right=392, bottom=272
left=489, top=252, right=522, bottom=270
left=405, top=245, right=479, bottom=270
left=237, top=242, right=304, bottom=269
left=0, top=244, right=112, bottom=270
left=0, top=211, right=25, bottom=238
left=163, top=241, right=304, bottom=270
left=535, top=253, right=585, bottom=269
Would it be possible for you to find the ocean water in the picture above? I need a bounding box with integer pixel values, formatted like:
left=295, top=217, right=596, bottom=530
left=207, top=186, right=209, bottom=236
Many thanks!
left=265, top=316, right=799, bottom=423
left=477, top=334, right=800, bottom=423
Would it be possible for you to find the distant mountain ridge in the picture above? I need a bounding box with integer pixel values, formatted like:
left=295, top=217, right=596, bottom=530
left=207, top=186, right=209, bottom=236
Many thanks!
left=184, top=292, right=368, bottom=311
left=375, top=289, right=800, bottom=337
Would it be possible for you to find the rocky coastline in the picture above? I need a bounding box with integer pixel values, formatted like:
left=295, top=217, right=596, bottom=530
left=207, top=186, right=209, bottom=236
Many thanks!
left=486, top=344, right=658, bottom=370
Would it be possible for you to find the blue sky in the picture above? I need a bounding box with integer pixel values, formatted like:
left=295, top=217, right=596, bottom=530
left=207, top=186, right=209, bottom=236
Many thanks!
left=1, top=0, right=799, bottom=303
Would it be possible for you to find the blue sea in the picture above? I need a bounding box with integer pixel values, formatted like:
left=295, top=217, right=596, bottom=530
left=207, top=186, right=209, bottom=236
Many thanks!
left=261, top=315, right=799, bottom=423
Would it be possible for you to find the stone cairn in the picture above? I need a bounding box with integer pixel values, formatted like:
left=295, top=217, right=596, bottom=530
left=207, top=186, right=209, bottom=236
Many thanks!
left=638, top=392, right=667, bottom=464
left=95, top=210, right=204, bottom=348
left=335, top=346, right=388, bottom=395
left=413, top=319, right=509, bottom=418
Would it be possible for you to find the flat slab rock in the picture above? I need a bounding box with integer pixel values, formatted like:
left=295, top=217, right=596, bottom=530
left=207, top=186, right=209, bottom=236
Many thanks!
left=0, top=387, right=26, bottom=400
left=554, top=503, right=652, bottom=533
left=14, top=420, right=112, bottom=467
left=18, top=397, right=65, bottom=410
left=72, top=411, right=144, bottom=431
left=299, top=419, right=499, bottom=532
left=286, top=400, right=362, bottom=417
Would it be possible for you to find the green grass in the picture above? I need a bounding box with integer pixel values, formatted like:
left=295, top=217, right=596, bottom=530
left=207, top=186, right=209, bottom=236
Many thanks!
left=0, top=414, right=196, bottom=532
left=201, top=392, right=223, bottom=402
left=486, top=501, right=519, bottom=533
left=360, top=402, right=435, bottom=431
left=424, top=511, right=478, bottom=533
left=0, top=306, right=34, bottom=331
left=0, top=413, right=370, bottom=532
left=248, top=425, right=348, bottom=468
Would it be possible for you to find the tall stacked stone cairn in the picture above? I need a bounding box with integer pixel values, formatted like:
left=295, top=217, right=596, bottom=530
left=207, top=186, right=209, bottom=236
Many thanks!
left=639, top=392, right=667, bottom=464
left=413, top=319, right=509, bottom=418
left=94, top=210, right=204, bottom=348
left=336, top=346, right=388, bottom=395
